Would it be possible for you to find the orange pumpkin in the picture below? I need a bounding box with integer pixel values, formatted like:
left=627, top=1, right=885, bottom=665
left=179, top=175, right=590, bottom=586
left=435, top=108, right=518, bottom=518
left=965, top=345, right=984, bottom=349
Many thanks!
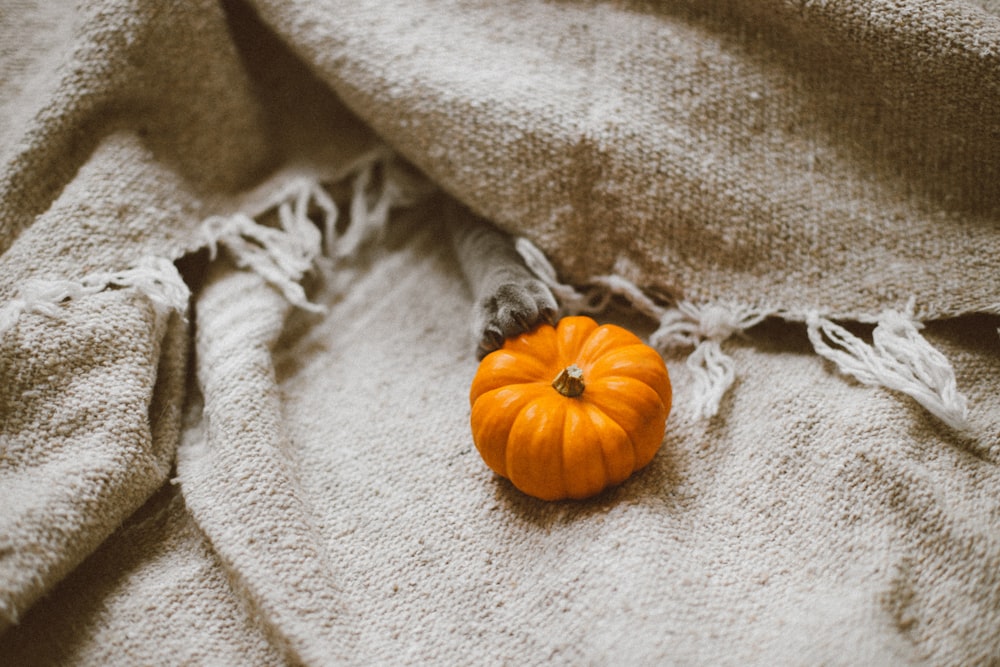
left=469, top=315, right=672, bottom=501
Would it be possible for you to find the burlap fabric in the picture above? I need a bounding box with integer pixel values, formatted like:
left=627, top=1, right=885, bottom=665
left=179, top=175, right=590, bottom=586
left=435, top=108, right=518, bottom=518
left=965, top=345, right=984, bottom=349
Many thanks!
left=2, top=1, right=998, bottom=664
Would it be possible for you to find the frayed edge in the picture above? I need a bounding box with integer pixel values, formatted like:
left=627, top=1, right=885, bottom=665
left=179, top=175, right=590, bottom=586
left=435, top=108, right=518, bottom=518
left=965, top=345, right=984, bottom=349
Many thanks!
left=200, top=148, right=433, bottom=312
left=806, top=304, right=971, bottom=434
left=516, top=237, right=770, bottom=419
left=201, top=178, right=328, bottom=314
left=0, top=256, right=190, bottom=337
left=337, top=151, right=432, bottom=259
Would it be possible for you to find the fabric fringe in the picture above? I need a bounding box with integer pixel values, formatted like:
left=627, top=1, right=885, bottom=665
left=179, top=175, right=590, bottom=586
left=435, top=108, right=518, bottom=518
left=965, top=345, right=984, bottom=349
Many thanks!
left=201, top=179, right=328, bottom=314
left=0, top=150, right=428, bottom=336
left=650, top=302, right=769, bottom=420
left=0, top=256, right=190, bottom=337
left=339, top=152, right=431, bottom=258
left=518, top=237, right=973, bottom=431
left=516, top=237, right=770, bottom=419
left=806, top=306, right=971, bottom=433
left=200, top=148, right=433, bottom=312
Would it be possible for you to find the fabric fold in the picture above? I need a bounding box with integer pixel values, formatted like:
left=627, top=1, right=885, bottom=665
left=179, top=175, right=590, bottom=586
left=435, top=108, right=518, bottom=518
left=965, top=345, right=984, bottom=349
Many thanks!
left=249, top=0, right=1000, bottom=321
left=2, top=0, right=1000, bottom=664
left=176, top=263, right=354, bottom=664
left=173, top=150, right=426, bottom=662
left=0, top=277, right=188, bottom=632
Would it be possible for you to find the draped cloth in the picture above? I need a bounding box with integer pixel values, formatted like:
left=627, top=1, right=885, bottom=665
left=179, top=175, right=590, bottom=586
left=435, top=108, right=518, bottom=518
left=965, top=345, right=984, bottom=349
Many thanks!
left=2, top=1, right=999, bottom=664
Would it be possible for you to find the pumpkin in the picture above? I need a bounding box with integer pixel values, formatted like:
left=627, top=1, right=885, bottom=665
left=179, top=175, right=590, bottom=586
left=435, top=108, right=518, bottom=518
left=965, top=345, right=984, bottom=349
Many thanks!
left=469, top=315, right=672, bottom=501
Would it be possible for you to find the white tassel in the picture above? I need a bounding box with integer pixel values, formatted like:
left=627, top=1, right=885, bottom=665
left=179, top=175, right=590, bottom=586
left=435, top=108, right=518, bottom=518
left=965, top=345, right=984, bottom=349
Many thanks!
left=806, top=308, right=971, bottom=433
left=340, top=160, right=385, bottom=258
left=200, top=149, right=434, bottom=312
left=202, top=173, right=341, bottom=313
left=98, top=256, right=191, bottom=317
left=0, top=280, right=91, bottom=335
left=589, top=274, right=664, bottom=321
left=651, top=302, right=769, bottom=420
left=684, top=339, right=736, bottom=420
left=202, top=210, right=324, bottom=314
left=292, top=181, right=339, bottom=261
left=0, top=256, right=190, bottom=336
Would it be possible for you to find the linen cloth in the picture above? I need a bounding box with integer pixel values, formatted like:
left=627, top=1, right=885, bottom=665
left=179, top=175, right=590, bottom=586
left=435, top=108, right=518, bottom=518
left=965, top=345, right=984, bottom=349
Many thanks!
left=2, top=1, right=999, bottom=664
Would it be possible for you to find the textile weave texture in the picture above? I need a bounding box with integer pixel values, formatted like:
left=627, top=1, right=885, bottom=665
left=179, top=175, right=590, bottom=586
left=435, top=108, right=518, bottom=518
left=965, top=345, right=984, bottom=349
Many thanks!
left=1, top=1, right=999, bottom=664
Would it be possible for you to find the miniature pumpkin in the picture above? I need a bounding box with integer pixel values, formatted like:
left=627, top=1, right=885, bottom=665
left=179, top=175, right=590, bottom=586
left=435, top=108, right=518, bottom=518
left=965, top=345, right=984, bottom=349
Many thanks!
left=469, top=315, right=672, bottom=501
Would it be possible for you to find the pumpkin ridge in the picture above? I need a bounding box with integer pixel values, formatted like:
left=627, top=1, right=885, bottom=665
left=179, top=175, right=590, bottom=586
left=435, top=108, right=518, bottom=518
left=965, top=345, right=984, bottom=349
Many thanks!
left=583, top=377, right=666, bottom=468
left=471, top=351, right=555, bottom=400
left=481, top=382, right=553, bottom=404
left=592, top=374, right=666, bottom=404
left=579, top=403, right=611, bottom=489
left=555, top=316, right=600, bottom=368
left=560, top=407, right=572, bottom=498
left=577, top=323, right=644, bottom=362
left=506, top=397, right=568, bottom=500
left=504, top=320, right=560, bottom=358
left=561, top=402, right=614, bottom=499
left=584, top=344, right=671, bottom=407
left=471, top=384, right=551, bottom=476
left=583, top=402, right=635, bottom=486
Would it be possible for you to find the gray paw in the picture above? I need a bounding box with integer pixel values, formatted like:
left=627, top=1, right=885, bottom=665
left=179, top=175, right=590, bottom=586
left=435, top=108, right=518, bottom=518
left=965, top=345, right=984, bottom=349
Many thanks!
left=474, top=279, right=558, bottom=359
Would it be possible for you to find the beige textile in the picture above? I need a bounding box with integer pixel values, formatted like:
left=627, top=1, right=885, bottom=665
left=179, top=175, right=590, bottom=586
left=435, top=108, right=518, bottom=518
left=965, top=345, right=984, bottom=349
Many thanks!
left=2, top=1, right=999, bottom=665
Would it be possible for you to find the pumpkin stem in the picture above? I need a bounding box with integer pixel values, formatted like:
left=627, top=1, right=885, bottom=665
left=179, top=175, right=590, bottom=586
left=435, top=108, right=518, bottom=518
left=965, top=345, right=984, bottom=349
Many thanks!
left=552, top=364, right=585, bottom=397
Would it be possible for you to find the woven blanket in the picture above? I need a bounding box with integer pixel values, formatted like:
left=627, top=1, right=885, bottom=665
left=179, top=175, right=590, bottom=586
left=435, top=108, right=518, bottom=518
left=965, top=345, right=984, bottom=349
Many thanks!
left=2, top=1, right=999, bottom=664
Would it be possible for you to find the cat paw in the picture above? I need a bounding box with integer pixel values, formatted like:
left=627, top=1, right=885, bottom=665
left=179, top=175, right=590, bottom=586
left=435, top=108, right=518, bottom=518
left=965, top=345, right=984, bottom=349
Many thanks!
left=474, top=279, right=558, bottom=359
